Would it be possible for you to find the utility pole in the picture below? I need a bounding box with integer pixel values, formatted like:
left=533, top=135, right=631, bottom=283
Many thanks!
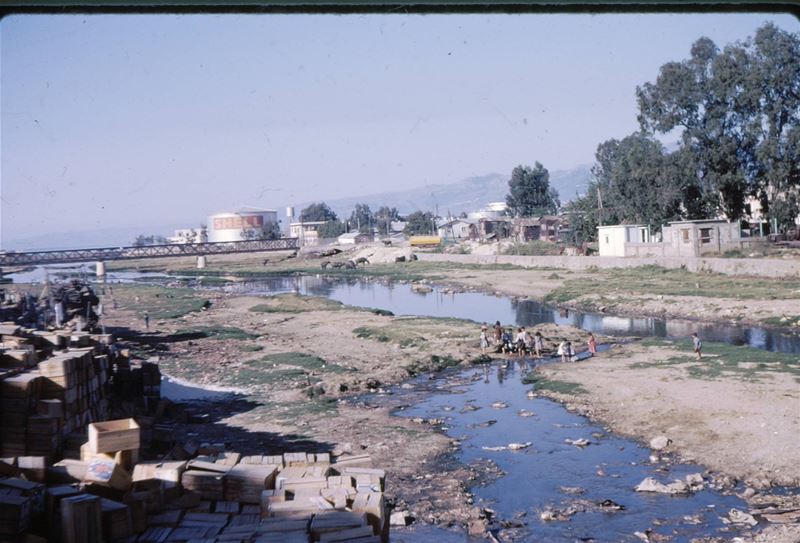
left=597, top=186, right=604, bottom=226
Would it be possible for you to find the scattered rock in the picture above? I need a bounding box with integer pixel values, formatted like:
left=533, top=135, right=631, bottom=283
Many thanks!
left=598, top=499, right=626, bottom=510
left=507, top=442, right=532, bottom=451
left=490, top=401, right=509, bottom=409
left=723, top=508, right=758, bottom=527
left=649, top=435, right=672, bottom=451
left=635, top=477, right=691, bottom=494
left=517, top=409, right=535, bottom=417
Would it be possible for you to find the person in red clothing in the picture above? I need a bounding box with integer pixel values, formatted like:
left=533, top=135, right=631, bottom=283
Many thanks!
left=587, top=332, right=597, bottom=356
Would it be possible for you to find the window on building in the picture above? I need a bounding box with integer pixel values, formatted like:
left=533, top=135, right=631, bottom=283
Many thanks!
left=604, top=235, right=609, bottom=245
left=681, top=229, right=690, bottom=243
left=699, top=228, right=713, bottom=244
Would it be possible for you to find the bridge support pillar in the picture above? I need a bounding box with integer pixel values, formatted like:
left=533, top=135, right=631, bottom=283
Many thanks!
left=197, top=255, right=207, bottom=269
left=96, top=261, right=106, bottom=277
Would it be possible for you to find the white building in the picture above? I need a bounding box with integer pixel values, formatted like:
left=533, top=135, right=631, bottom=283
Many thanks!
left=167, top=228, right=207, bottom=244
left=597, top=225, right=651, bottom=257
left=289, top=221, right=326, bottom=246
left=207, top=208, right=279, bottom=243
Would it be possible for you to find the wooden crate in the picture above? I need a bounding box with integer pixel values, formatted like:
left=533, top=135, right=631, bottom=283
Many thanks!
left=60, top=494, right=103, bottom=543
left=84, top=458, right=133, bottom=491
left=224, top=465, right=277, bottom=504
left=181, top=470, right=225, bottom=500
left=0, top=494, right=31, bottom=535
left=99, top=498, right=132, bottom=541
left=88, top=418, right=140, bottom=453
left=351, top=491, right=387, bottom=542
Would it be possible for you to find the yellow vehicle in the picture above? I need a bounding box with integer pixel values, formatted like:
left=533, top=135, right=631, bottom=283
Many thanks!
left=409, top=235, right=441, bottom=247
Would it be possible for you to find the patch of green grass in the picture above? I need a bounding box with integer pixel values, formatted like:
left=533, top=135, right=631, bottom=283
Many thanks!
left=112, top=283, right=209, bottom=319
left=249, top=294, right=394, bottom=317
left=632, top=338, right=800, bottom=380
left=502, top=241, right=565, bottom=256
left=543, top=265, right=800, bottom=305
left=353, top=327, right=390, bottom=342
left=265, top=352, right=341, bottom=372
left=249, top=293, right=347, bottom=313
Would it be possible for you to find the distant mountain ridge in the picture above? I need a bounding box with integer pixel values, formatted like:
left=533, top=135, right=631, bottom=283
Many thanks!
left=321, top=165, right=592, bottom=218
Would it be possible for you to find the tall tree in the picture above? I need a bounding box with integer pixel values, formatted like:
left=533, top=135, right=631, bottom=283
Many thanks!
left=349, top=203, right=374, bottom=233
left=242, top=222, right=281, bottom=240
left=318, top=220, right=346, bottom=238
left=637, top=24, right=800, bottom=227
left=374, top=206, right=401, bottom=235
left=505, top=162, right=559, bottom=217
left=566, top=133, right=693, bottom=244
left=300, top=202, right=338, bottom=222
left=404, top=211, right=435, bottom=236
left=746, top=23, right=800, bottom=230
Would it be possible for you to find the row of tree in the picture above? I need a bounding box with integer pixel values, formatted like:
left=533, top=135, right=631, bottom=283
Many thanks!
left=562, top=23, right=800, bottom=243
left=297, top=202, right=438, bottom=236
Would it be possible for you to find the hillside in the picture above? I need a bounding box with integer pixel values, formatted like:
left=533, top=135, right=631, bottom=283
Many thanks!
left=322, top=165, right=592, bottom=217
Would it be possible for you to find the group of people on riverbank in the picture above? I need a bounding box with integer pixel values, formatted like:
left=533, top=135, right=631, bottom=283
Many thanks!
left=479, top=321, right=597, bottom=361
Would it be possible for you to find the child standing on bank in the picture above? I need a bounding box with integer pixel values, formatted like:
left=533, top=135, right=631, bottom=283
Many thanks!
left=692, top=333, right=702, bottom=360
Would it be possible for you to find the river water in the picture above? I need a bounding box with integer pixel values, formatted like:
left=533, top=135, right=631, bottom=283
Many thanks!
left=222, top=275, right=800, bottom=354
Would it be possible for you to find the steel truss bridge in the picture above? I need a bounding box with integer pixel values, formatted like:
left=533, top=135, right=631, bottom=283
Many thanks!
left=0, top=238, right=299, bottom=267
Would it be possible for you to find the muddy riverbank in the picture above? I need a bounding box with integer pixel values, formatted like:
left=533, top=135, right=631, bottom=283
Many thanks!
left=105, top=246, right=800, bottom=332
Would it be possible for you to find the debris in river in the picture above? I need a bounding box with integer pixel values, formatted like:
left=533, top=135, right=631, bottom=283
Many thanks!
left=507, top=442, right=532, bottom=451
left=723, top=508, right=758, bottom=527
left=490, top=401, right=509, bottom=409
left=468, top=420, right=498, bottom=429
left=564, top=438, right=591, bottom=448
left=634, top=473, right=705, bottom=495
left=482, top=446, right=508, bottom=452
left=559, top=486, right=585, bottom=495
left=517, top=409, right=535, bottom=417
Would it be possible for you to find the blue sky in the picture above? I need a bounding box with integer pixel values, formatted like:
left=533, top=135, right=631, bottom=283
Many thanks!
left=2, top=13, right=798, bottom=246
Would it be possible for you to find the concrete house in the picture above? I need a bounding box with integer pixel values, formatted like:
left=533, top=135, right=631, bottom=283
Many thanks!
left=289, top=221, right=326, bottom=246
left=598, top=219, right=741, bottom=257
left=660, top=219, right=742, bottom=257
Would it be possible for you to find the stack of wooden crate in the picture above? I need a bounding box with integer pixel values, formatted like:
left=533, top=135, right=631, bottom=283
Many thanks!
left=0, top=325, right=159, bottom=460
left=0, top=372, right=41, bottom=457
left=1, top=445, right=390, bottom=543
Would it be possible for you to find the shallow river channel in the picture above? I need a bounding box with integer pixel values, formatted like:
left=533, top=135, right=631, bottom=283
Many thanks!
left=9, top=268, right=798, bottom=541
left=220, top=274, right=798, bottom=542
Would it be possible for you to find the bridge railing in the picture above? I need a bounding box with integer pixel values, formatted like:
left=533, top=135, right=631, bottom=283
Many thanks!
left=0, top=238, right=299, bottom=267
